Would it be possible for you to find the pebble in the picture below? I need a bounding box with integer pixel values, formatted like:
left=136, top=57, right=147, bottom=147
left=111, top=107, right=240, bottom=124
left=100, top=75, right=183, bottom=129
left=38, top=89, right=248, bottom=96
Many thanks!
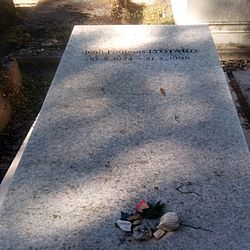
left=116, top=220, right=132, bottom=232
left=157, top=212, right=180, bottom=232
left=144, top=219, right=158, bottom=230
left=153, top=229, right=166, bottom=240
left=133, top=223, right=152, bottom=241
left=133, top=220, right=142, bottom=226
left=127, top=213, right=142, bottom=222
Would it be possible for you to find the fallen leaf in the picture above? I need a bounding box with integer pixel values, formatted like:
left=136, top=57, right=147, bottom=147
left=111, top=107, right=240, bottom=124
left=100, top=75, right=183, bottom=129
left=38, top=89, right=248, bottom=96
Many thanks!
left=160, top=88, right=166, bottom=96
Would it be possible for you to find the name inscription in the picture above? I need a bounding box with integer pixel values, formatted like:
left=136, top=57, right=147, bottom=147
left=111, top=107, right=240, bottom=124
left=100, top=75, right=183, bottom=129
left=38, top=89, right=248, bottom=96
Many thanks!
left=82, top=48, right=198, bottom=62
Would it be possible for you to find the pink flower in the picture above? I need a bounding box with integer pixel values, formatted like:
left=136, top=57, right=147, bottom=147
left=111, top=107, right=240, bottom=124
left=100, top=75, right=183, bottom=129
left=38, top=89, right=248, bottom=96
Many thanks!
left=135, top=199, right=149, bottom=213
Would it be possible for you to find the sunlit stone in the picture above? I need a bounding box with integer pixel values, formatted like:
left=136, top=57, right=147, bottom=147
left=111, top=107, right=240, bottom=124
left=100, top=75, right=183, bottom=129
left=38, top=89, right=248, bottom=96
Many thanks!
left=0, top=25, right=249, bottom=249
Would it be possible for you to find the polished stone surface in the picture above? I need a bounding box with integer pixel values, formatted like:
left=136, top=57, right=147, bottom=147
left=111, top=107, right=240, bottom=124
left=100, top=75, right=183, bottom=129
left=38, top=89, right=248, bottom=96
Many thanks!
left=0, top=25, right=249, bottom=249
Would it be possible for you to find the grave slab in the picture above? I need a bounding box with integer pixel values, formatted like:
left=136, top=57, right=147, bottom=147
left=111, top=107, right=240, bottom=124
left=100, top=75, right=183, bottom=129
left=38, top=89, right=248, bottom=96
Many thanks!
left=0, top=25, right=250, bottom=249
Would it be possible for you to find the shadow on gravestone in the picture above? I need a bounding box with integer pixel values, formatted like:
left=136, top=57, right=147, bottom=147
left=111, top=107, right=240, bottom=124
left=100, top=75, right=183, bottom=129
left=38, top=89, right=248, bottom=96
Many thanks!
left=0, top=25, right=249, bottom=249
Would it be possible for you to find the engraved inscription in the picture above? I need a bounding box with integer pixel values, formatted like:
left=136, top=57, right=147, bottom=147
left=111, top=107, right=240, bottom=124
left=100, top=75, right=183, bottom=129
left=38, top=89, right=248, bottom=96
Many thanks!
left=82, top=48, right=198, bottom=62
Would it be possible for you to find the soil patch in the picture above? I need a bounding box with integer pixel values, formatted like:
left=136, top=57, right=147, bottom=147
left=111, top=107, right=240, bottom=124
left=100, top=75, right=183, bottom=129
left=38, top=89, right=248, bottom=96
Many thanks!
left=0, top=60, right=57, bottom=181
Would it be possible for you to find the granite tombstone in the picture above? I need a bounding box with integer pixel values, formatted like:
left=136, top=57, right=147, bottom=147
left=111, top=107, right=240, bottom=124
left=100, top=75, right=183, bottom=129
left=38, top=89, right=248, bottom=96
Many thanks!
left=0, top=25, right=249, bottom=249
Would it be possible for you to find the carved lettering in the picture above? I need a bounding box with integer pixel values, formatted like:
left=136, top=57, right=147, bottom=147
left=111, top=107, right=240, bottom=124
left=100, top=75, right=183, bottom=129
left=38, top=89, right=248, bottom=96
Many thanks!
left=83, top=48, right=198, bottom=55
left=83, top=48, right=197, bottom=62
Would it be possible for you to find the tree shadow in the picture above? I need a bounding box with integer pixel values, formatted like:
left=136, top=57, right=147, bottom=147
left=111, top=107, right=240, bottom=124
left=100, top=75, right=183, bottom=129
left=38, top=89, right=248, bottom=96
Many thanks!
left=0, top=25, right=250, bottom=249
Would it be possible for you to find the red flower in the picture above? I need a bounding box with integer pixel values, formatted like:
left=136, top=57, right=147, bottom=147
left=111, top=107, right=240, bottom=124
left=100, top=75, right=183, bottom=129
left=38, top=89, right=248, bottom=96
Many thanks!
left=135, top=199, right=149, bottom=213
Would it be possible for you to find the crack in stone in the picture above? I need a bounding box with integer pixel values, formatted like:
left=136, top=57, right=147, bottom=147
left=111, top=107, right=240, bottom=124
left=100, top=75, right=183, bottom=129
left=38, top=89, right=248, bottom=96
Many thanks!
left=175, top=184, right=200, bottom=196
left=181, top=223, right=213, bottom=232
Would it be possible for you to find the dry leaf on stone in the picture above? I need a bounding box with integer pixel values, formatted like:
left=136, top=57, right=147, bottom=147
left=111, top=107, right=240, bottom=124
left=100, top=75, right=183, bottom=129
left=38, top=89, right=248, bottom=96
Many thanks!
left=160, top=88, right=166, bottom=96
left=53, top=214, right=61, bottom=219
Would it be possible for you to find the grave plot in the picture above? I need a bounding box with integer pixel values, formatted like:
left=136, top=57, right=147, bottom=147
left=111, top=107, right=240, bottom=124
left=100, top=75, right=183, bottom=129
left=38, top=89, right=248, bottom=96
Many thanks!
left=0, top=25, right=249, bottom=249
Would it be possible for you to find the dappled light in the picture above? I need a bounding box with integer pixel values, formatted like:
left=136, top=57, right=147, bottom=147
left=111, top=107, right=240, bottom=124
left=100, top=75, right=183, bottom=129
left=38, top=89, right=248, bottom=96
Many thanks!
left=72, top=25, right=159, bottom=49
left=0, top=0, right=250, bottom=249
left=1, top=24, right=249, bottom=249
left=14, top=0, right=39, bottom=7
left=104, top=25, right=159, bottom=48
